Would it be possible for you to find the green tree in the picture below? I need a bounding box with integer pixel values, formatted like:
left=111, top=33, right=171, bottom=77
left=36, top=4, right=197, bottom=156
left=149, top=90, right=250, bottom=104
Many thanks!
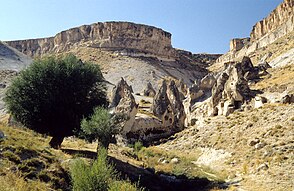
left=80, top=107, right=128, bottom=150
left=80, top=107, right=118, bottom=150
left=5, top=54, right=108, bottom=148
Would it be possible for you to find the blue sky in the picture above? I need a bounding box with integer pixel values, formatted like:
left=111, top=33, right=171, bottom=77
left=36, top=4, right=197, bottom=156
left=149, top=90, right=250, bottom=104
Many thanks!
left=0, top=0, right=282, bottom=53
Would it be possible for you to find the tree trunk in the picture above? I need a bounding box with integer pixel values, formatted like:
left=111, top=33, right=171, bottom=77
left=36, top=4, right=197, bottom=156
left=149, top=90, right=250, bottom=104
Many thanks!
left=49, top=135, right=64, bottom=149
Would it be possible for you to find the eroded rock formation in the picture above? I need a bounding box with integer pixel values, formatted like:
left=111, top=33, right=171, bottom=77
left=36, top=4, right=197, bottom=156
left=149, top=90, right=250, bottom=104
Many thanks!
left=215, top=0, right=294, bottom=66
left=151, top=80, right=175, bottom=128
left=6, top=22, right=177, bottom=59
left=142, top=82, right=156, bottom=97
left=110, top=77, right=134, bottom=108
left=250, top=0, right=294, bottom=41
left=209, top=58, right=256, bottom=116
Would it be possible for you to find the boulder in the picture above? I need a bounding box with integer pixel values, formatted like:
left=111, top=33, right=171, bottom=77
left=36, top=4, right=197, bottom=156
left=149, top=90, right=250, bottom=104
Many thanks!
left=0, top=130, right=4, bottom=139
left=281, top=94, right=294, bottom=104
left=142, top=82, right=156, bottom=97
left=239, top=56, right=259, bottom=81
left=254, top=96, right=267, bottom=108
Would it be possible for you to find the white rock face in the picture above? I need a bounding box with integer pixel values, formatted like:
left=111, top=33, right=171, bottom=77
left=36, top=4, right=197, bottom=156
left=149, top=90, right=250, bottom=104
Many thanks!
left=195, top=147, right=231, bottom=169
left=6, top=22, right=177, bottom=59
left=0, top=42, right=32, bottom=71
left=269, top=48, right=294, bottom=68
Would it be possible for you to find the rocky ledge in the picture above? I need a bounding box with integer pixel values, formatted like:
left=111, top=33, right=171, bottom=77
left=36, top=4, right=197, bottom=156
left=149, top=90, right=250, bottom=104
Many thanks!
left=6, top=22, right=177, bottom=59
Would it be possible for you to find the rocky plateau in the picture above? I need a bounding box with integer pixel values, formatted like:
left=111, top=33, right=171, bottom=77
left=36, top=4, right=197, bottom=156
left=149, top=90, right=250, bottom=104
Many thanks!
left=0, top=0, right=294, bottom=190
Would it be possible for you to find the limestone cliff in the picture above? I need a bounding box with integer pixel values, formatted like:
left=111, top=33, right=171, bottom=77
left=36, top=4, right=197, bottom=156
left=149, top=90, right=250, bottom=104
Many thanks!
left=6, top=22, right=177, bottom=59
left=250, top=0, right=294, bottom=41
left=214, top=0, right=294, bottom=68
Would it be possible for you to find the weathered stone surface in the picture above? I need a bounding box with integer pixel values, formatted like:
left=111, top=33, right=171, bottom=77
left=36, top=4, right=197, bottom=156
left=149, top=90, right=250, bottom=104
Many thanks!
left=0, top=42, right=32, bottom=71
left=250, top=0, right=294, bottom=41
left=209, top=59, right=253, bottom=116
left=166, top=80, right=186, bottom=128
left=200, top=74, right=216, bottom=90
left=111, top=78, right=138, bottom=133
left=110, top=77, right=134, bottom=108
left=281, top=93, right=294, bottom=104
left=230, top=38, right=250, bottom=52
left=254, top=96, right=267, bottom=108
left=215, top=0, right=294, bottom=66
left=239, top=56, right=260, bottom=81
left=151, top=80, right=174, bottom=128
left=142, top=82, right=156, bottom=97
left=6, top=22, right=177, bottom=59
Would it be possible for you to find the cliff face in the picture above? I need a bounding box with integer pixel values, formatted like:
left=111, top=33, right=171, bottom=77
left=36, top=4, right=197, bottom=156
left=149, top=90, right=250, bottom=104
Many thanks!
left=213, top=0, right=294, bottom=69
left=229, top=38, right=250, bottom=52
left=250, top=0, right=294, bottom=41
left=6, top=22, right=176, bottom=58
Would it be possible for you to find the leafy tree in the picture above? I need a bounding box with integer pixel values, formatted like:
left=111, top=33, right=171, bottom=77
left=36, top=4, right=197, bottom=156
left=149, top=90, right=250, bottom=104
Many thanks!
left=5, top=54, right=108, bottom=148
left=80, top=107, right=127, bottom=150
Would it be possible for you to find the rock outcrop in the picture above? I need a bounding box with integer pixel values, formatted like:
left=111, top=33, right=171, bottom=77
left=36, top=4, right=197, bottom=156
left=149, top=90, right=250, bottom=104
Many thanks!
left=230, top=38, right=250, bottom=52
left=142, top=82, right=156, bottom=97
left=0, top=42, right=32, bottom=71
left=6, top=22, right=177, bottom=59
left=214, top=0, right=294, bottom=66
left=113, top=79, right=186, bottom=145
left=250, top=0, right=294, bottom=41
left=209, top=58, right=261, bottom=116
left=110, top=77, right=134, bottom=108
left=151, top=80, right=175, bottom=128
left=166, top=80, right=186, bottom=128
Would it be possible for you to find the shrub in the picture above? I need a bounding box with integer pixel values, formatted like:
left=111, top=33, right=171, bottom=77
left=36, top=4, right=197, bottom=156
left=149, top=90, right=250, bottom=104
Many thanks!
left=70, top=147, right=115, bottom=191
left=80, top=107, right=114, bottom=149
left=109, top=180, right=142, bottom=191
left=80, top=108, right=128, bottom=149
left=5, top=54, right=108, bottom=148
left=134, top=141, right=144, bottom=153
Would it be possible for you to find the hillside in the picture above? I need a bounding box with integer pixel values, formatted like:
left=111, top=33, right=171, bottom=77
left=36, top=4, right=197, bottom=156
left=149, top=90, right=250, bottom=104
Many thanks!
left=0, top=0, right=293, bottom=190
left=0, top=42, right=31, bottom=71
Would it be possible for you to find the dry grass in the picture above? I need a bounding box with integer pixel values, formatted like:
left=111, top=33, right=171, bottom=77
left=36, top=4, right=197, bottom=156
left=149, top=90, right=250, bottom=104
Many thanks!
left=0, top=124, right=71, bottom=190
left=251, top=64, right=294, bottom=92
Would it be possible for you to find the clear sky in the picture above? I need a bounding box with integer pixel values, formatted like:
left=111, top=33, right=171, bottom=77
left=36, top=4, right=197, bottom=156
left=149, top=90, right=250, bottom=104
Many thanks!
left=0, top=0, right=283, bottom=53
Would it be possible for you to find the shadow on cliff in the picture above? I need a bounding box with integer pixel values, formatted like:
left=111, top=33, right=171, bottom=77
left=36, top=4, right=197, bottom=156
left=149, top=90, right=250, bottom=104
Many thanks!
left=61, top=148, right=226, bottom=191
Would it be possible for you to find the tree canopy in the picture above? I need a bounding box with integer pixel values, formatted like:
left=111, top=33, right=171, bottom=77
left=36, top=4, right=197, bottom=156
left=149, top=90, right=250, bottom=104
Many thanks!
left=5, top=54, right=108, bottom=148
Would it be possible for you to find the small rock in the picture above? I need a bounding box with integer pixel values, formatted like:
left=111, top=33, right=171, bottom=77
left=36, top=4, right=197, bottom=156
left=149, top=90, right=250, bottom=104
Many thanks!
left=158, top=157, right=165, bottom=163
left=248, top=138, right=260, bottom=146
left=162, top=160, right=169, bottom=164
left=257, top=163, right=269, bottom=171
left=170, top=158, right=179, bottom=164
left=0, top=84, right=6, bottom=88
left=255, top=142, right=266, bottom=150
left=0, top=130, right=5, bottom=139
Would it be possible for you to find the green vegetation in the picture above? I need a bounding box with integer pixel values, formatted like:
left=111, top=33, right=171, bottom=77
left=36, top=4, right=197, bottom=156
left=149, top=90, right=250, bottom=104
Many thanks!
left=70, top=147, right=115, bottom=191
left=80, top=108, right=127, bottom=150
left=4, top=54, right=108, bottom=148
left=0, top=124, right=71, bottom=190
left=81, top=107, right=115, bottom=149
left=70, top=147, right=142, bottom=191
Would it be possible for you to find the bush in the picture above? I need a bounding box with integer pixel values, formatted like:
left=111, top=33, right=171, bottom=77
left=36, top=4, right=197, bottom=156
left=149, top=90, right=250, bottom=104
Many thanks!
left=134, top=141, right=144, bottom=153
left=80, top=107, right=114, bottom=149
left=109, top=180, right=142, bottom=191
left=70, top=147, right=143, bottom=191
left=5, top=54, right=108, bottom=148
left=80, top=108, right=128, bottom=149
left=70, top=147, right=115, bottom=191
